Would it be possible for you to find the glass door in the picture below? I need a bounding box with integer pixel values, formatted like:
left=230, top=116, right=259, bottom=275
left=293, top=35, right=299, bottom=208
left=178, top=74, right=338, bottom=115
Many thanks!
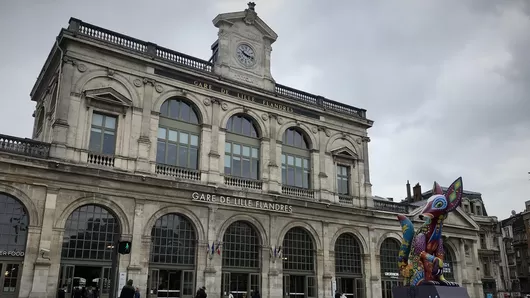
left=181, top=270, right=194, bottom=298
left=99, top=267, right=112, bottom=298
left=337, top=277, right=355, bottom=298
left=0, top=263, right=21, bottom=298
left=59, top=264, right=75, bottom=294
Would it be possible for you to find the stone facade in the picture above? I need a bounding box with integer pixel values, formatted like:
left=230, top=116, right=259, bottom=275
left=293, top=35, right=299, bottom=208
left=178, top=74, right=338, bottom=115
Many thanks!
left=0, top=4, right=484, bottom=298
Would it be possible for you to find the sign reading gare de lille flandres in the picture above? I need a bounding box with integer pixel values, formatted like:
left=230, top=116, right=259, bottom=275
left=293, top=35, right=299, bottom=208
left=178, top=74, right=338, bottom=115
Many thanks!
left=191, top=192, right=293, bottom=214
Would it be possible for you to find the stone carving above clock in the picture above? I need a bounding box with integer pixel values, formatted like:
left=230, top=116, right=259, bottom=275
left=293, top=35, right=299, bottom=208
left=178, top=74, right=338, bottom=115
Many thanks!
left=211, top=2, right=278, bottom=91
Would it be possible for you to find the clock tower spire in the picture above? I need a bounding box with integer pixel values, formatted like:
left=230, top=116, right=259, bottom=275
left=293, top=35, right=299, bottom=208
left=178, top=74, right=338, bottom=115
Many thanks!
left=210, top=3, right=278, bottom=91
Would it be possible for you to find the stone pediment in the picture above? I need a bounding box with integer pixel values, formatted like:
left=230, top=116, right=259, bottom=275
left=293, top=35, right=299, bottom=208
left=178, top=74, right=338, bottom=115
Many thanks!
left=410, top=204, right=479, bottom=230
left=331, top=147, right=359, bottom=160
left=213, top=7, right=278, bottom=42
left=83, top=87, right=132, bottom=115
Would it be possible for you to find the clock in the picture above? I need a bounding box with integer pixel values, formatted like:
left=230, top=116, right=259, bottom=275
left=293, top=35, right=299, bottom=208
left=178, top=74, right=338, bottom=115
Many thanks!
left=236, top=44, right=256, bottom=67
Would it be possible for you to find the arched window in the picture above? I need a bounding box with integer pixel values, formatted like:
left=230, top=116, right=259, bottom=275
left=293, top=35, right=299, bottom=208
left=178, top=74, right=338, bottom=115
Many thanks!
left=443, top=245, right=455, bottom=281
left=157, top=98, right=201, bottom=171
left=149, top=213, right=197, bottom=298
left=60, top=204, right=120, bottom=294
left=281, top=128, right=311, bottom=189
left=380, top=238, right=402, bottom=298
left=282, top=227, right=316, bottom=298
left=0, top=193, right=29, bottom=297
left=224, top=114, right=260, bottom=181
left=221, top=221, right=261, bottom=298
left=61, top=205, right=120, bottom=260
left=335, top=233, right=364, bottom=298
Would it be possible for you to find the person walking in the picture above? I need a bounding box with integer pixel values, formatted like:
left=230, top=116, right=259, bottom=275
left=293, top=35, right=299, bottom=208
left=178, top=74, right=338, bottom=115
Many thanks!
left=120, top=280, right=136, bottom=298
left=195, top=286, right=207, bottom=298
left=134, top=287, right=141, bottom=298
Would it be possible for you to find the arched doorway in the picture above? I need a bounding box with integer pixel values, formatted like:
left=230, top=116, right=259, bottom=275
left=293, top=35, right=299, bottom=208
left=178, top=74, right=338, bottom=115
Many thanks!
left=380, top=238, right=402, bottom=298
left=335, top=233, right=364, bottom=298
left=0, top=193, right=29, bottom=298
left=443, top=245, right=456, bottom=282
left=148, top=213, right=197, bottom=298
left=221, top=221, right=261, bottom=298
left=282, top=227, right=316, bottom=298
left=59, top=204, right=121, bottom=297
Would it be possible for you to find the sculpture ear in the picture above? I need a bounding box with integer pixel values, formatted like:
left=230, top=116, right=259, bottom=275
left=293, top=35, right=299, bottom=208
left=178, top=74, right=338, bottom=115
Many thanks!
left=432, top=181, right=443, bottom=195
left=445, top=177, right=463, bottom=212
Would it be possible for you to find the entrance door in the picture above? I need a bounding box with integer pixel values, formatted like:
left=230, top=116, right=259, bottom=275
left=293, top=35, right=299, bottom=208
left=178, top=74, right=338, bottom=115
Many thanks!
left=283, top=275, right=316, bottom=298
left=59, top=264, right=112, bottom=298
left=336, top=277, right=355, bottom=298
left=381, top=280, right=402, bottom=298
left=221, top=272, right=260, bottom=298
left=149, top=269, right=195, bottom=298
left=0, top=263, right=22, bottom=298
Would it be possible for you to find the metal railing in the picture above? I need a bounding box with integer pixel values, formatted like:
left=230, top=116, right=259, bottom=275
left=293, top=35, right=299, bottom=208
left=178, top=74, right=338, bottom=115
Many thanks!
left=67, top=18, right=367, bottom=120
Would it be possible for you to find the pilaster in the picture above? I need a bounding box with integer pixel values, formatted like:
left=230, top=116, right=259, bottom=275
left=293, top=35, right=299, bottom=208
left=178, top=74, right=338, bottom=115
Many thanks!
left=267, top=115, right=280, bottom=193
left=207, top=99, right=222, bottom=185
left=127, top=200, right=147, bottom=291
left=136, top=79, right=155, bottom=173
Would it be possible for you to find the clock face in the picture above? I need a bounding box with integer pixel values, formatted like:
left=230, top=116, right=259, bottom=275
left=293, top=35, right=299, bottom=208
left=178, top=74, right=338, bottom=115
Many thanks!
left=236, top=44, right=256, bottom=67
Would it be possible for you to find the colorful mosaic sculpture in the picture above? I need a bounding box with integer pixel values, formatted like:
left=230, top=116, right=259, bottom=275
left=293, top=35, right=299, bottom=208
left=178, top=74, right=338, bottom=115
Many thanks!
left=397, top=177, right=463, bottom=287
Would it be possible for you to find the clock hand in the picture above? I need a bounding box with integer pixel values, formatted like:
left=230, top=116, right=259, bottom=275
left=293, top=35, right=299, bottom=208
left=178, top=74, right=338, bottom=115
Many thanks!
left=242, top=51, right=253, bottom=60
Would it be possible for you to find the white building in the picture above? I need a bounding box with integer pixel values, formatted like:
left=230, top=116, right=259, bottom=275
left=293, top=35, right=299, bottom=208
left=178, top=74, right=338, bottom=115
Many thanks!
left=0, top=3, right=484, bottom=298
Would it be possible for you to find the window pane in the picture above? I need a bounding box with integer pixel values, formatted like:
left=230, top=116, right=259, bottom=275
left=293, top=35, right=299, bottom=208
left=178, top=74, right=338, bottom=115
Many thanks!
left=225, top=143, right=231, bottom=153
left=242, top=117, right=251, bottom=136
left=160, top=101, right=169, bottom=116
left=287, top=167, right=295, bottom=185
left=167, top=144, right=177, bottom=165
left=224, top=155, right=231, bottom=174
left=92, top=113, right=103, bottom=126
left=294, top=131, right=302, bottom=148
left=190, top=135, right=199, bottom=146
left=281, top=154, right=286, bottom=164
left=226, top=117, right=232, bottom=130
left=242, top=158, right=251, bottom=178
left=233, top=156, right=241, bottom=176
left=158, top=127, right=167, bottom=139
left=169, top=100, right=179, bottom=119
left=282, top=167, right=287, bottom=184
left=190, top=110, right=199, bottom=124
left=304, top=172, right=310, bottom=188
left=189, top=148, right=198, bottom=170
left=180, top=132, right=189, bottom=144
left=104, top=116, right=116, bottom=129
left=156, top=141, right=166, bottom=163
left=233, top=144, right=241, bottom=155
left=295, top=170, right=303, bottom=187
left=251, top=160, right=258, bottom=180
left=286, top=129, right=294, bottom=145
left=102, top=132, right=116, bottom=155
left=232, top=116, right=242, bottom=134
left=89, top=129, right=102, bottom=152
left=252, top=148, right=258, bottom=158
left=180, top=102, right=191, bottom=122
left=168, top=130, right=178, bottom=142
left=295, top=157, right=302, bottom=167
left=303, top=159, right=309, bottom=169
left=242, top=146, right=250, bottom=157
left=178, top=146, right=188, bottom=167
left=287, top=156, right=294, bottom=166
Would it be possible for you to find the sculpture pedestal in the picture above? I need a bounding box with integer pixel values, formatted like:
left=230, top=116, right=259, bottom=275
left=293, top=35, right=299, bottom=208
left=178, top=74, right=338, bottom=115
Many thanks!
left=392, top=285, right=470, bottom=298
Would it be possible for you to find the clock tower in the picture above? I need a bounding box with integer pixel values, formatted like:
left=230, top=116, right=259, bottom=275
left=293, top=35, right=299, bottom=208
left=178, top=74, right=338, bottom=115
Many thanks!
left=211, top=2, right=278, bottom=91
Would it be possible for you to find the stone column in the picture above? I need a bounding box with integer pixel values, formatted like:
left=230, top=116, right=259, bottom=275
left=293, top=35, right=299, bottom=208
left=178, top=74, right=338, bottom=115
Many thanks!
left=261, top=247, right=271, bottom=298
left=136, top=79, right=155, bottom=173
left=368, top=227, right=380, bottom=298
left=260, top=138, right=271, bottom=192
left=29, top=188, right=59, bottom=297
left=459, top=239, right=469, bottom=284
left=268, top=115, right=280, bottom=193
left=318, top=128, right=333, bottom=203
left=361, top=137, right=373, bottom=207
left=206, top=99, right=222, bottom=185
left=363, top=254, right=373, bottom=298
left=311, top=150, right=320, bottom=201
left=50, top=57, right=76, bottom=159
left=471, top=240, right=484, bottom=298
left=204, top=206, right=221, bottom=298
left=127, top=200, right=147, bottom=290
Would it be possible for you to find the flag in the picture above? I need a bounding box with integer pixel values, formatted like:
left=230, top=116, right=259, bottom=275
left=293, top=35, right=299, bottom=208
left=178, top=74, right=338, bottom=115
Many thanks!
left=210, top=242, right=215, bottom=255
left=277, top=246, right=282, bottom=257
left=215, top=241, right=221, bottom=255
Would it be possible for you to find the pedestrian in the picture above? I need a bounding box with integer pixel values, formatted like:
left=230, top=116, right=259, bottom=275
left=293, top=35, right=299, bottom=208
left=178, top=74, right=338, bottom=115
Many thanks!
left=134, top=287, right=141, bottom=298
left=334, top=290, right=341, bottom=298
left=195, top=286, right=207, bottom=298
left=120, top=280, right=136, bottom=298
left=57, top=284, right=66, bottom=298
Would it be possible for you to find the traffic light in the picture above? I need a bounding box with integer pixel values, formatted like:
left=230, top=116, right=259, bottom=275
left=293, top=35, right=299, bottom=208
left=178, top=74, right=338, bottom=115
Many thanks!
left=118, top=241, right=132, bottom=254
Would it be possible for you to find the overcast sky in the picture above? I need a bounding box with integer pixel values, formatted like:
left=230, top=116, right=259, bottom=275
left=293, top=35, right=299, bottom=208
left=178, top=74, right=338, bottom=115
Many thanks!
left=0, top=0, right=528, bottom=219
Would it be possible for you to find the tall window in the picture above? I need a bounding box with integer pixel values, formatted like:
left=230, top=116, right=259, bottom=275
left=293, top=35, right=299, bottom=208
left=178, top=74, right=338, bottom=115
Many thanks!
left=89, top=112, right=117, bottom=155
left=443, top=245, right=455, bottom=281
left=150, top=213, right=197, bottom=265
left=335, top=233, right=364, bottom=298
left=283, top=227, right=316, bottom=298
left=281, top=128, right=311, bottom=188
left=157, top=98, right=200, bottom=170
left=224, top=114, right=260, bottom=180
left=337, top=165, right=350, bottom=195
left=62, top=205, right=120, bottom=260
left=380, top=238, right=402, bottom=298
